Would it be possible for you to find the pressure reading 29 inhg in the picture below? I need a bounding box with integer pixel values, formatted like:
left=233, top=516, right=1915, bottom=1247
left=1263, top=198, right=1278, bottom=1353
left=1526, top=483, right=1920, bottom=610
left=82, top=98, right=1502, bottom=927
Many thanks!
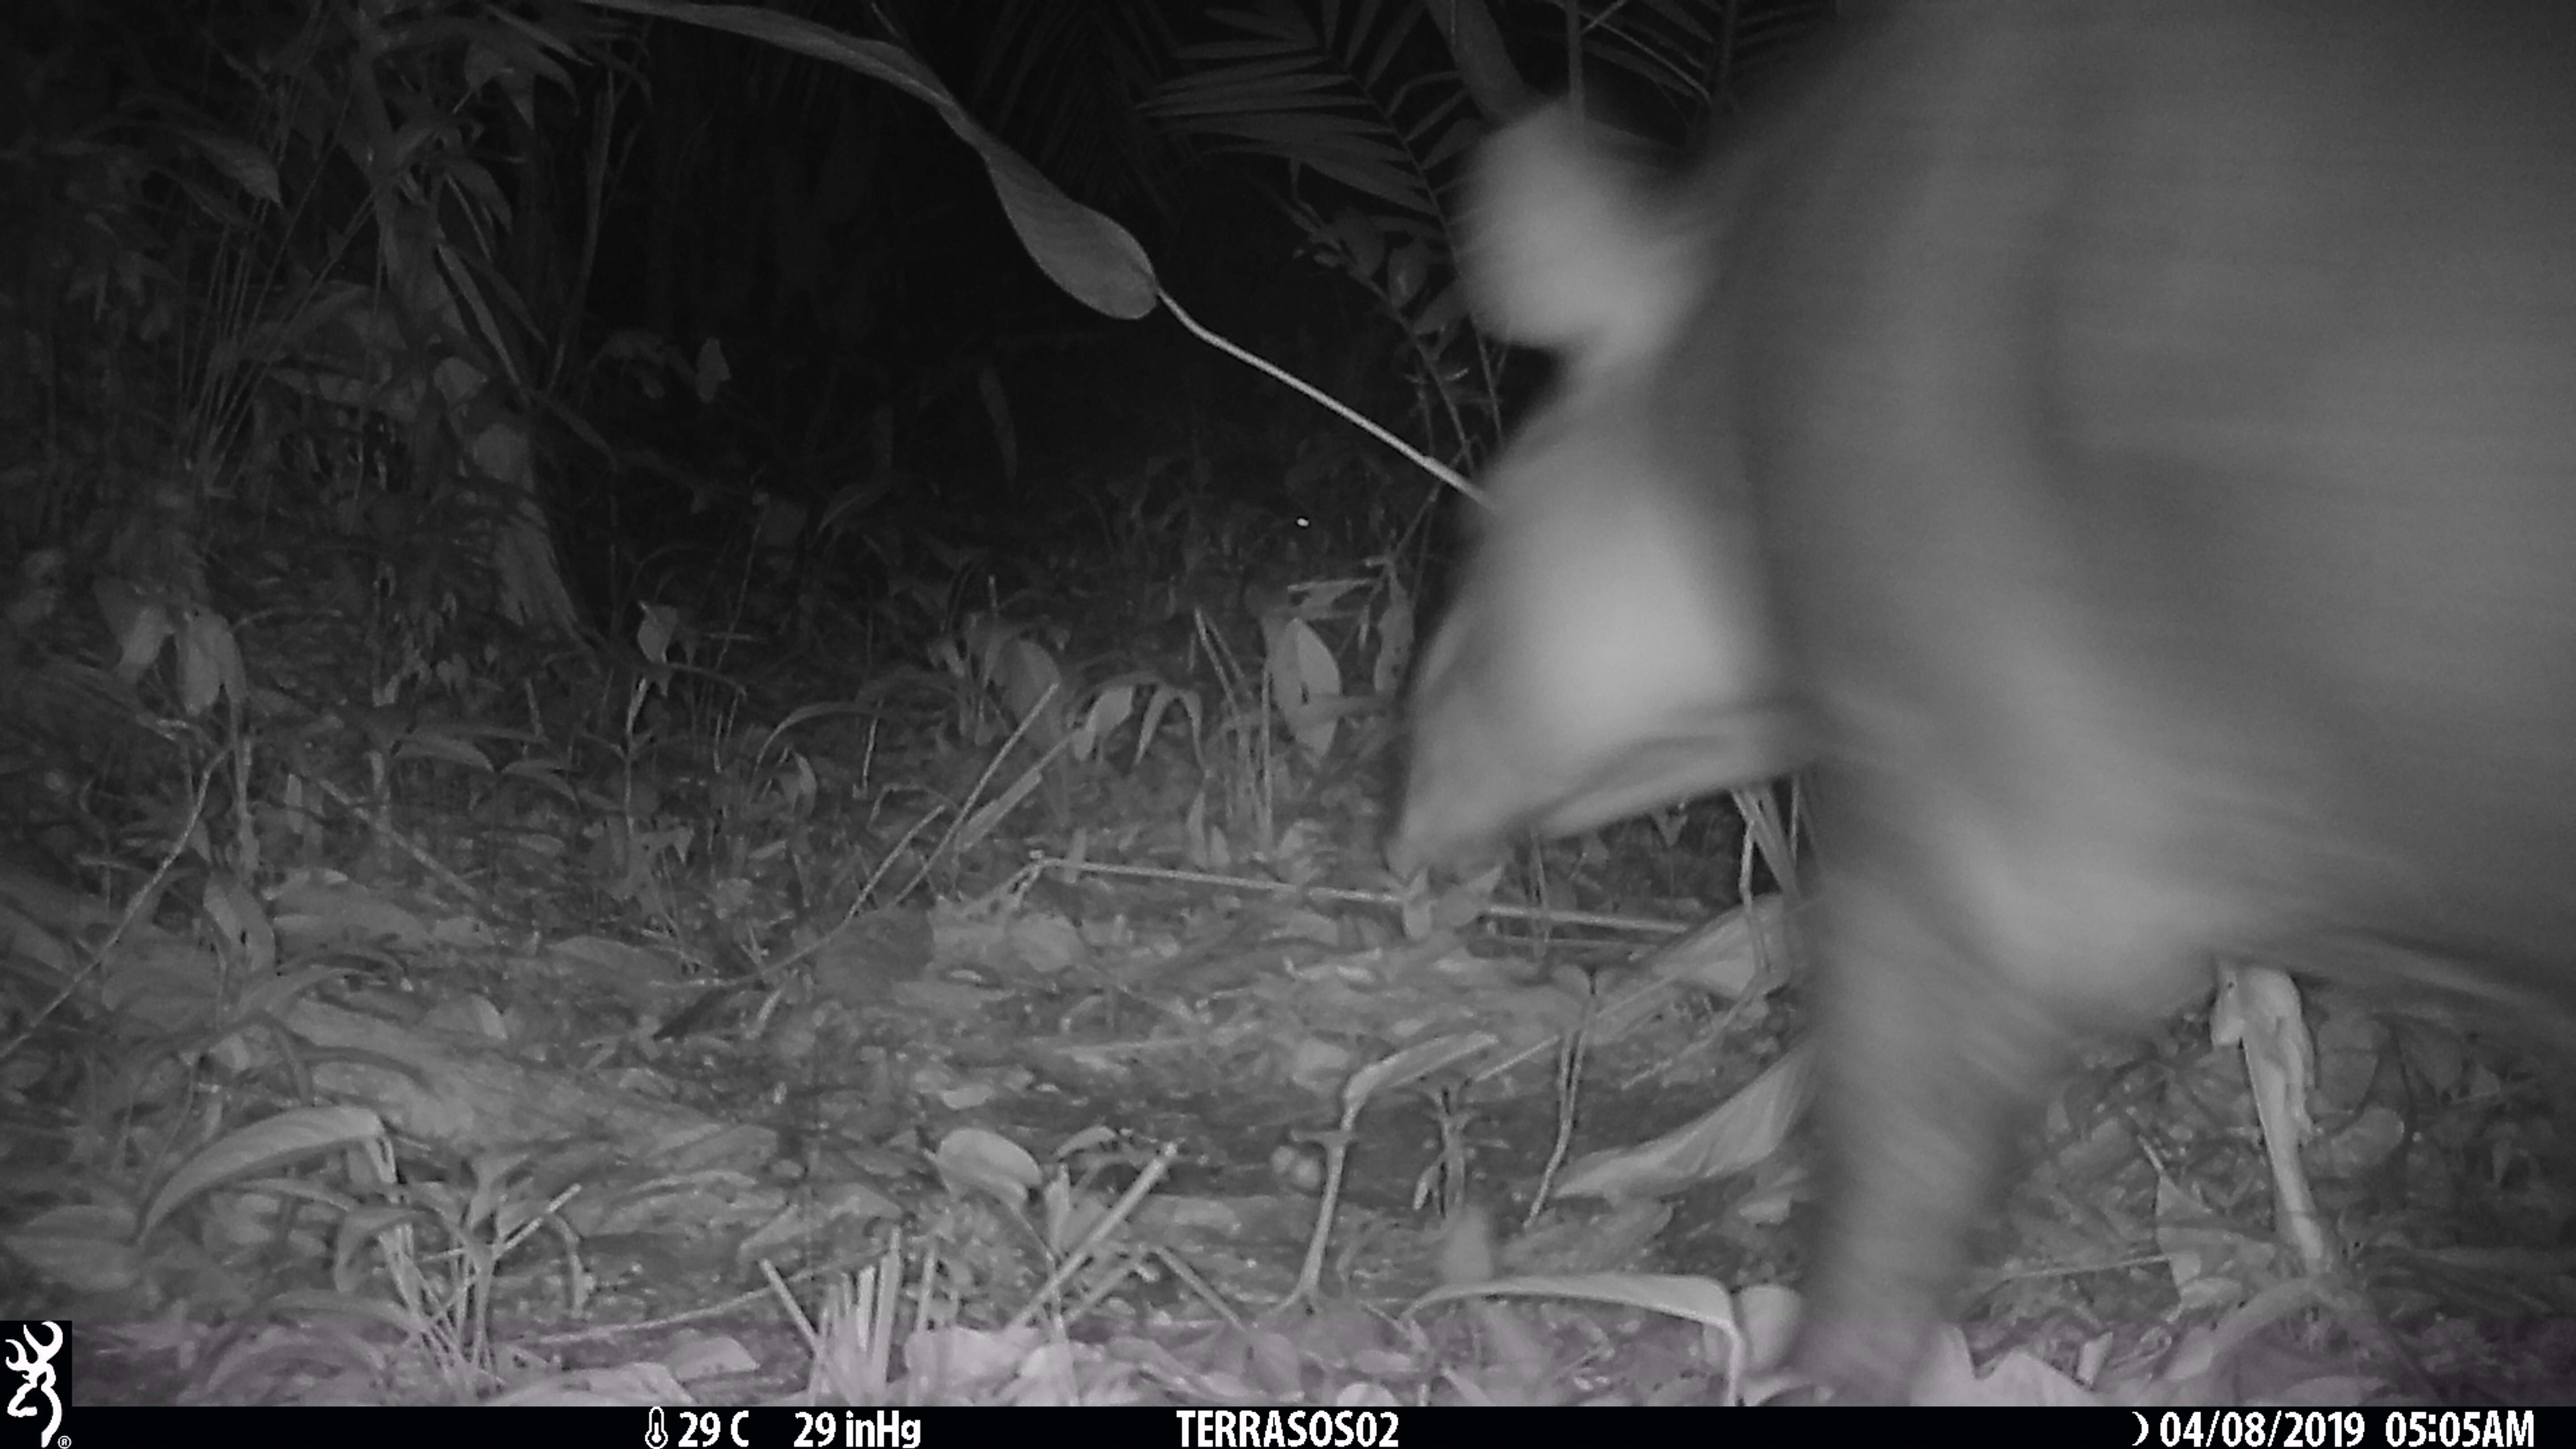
left=793, top=1409, right=921, bottom=1448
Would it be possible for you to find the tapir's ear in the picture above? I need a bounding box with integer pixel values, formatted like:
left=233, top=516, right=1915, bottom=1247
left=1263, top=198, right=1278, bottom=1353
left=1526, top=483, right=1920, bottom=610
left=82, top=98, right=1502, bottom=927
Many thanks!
left=1463, top=107, right=1708, bottom=374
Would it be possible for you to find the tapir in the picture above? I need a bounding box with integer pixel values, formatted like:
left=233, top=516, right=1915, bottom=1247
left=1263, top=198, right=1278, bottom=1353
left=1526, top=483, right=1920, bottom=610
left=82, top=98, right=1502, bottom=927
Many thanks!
left=1396, top=0, right=2576, bottom=1404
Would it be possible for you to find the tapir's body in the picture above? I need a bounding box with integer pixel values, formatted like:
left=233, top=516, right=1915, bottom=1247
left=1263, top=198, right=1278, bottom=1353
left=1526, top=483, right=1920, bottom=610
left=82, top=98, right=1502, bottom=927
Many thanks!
left=1398, top=0, right=2576, bottom=1403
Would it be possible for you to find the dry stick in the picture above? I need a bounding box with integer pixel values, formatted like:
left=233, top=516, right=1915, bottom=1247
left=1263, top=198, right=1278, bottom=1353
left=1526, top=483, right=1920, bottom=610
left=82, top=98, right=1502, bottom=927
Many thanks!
left=1526, top=987, right=1594, bottom=1226
left=1464, top=896, right=1788, bottom=1090
left=1144, top=1244, right=1252, bottom=1333
left=1280, top=1122, right=1358, bottom=1315
left=758, top=1250, right=898, bottom=1405
left=599, top=773, right=956, bottom=1042
left=1004, top=1142, right=1180, bottom=1333
left=1157, top=290, right=1479, bottom=507
left=898, top=681, right=1061, bottom=902
left=304, top=771, right=491, bottom=908
left=534, top=1263, right=834, bottom=1345
left=2, top=758, right=219, bottom=1059
left=1031, top=856, right=1693, bottom=938
left=741, top=804, right=948, bottom=982
left=722, top=704, right=1037, bottom=986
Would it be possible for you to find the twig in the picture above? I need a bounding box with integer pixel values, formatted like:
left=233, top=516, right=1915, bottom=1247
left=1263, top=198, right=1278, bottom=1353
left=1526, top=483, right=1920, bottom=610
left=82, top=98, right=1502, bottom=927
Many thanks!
left=2, top=758, right=220, bottom=1058
left=1031, top=856, right=1694, bottom=937
left=305, top=771, right=491, bottom=908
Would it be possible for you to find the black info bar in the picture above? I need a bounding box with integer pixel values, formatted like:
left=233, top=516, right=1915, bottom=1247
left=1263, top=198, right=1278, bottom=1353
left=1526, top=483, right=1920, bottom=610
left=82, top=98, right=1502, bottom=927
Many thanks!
left=55, top=1404, right=2559, bottom=1449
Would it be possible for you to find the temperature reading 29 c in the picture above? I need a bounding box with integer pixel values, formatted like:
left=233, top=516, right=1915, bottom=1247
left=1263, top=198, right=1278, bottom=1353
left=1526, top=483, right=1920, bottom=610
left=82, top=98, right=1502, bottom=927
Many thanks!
left=656, top=1408, right=753, bottom=1448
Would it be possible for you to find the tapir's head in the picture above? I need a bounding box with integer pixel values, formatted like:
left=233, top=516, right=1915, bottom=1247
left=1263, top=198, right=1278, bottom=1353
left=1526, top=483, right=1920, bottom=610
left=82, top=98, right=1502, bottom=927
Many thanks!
left=1393, top=112, right=1804, bottom=875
